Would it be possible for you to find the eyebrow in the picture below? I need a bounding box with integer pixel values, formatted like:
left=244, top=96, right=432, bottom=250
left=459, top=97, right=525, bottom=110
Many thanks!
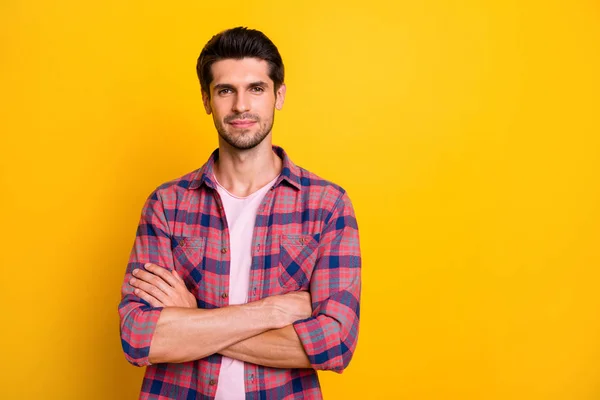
left=213, top=81, right=270, bottom=92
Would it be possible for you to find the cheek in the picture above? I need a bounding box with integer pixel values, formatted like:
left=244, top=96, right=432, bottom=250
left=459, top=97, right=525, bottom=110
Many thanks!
left=256, top=100, right=276, bottom=116
left=211, top=99, right=231, bottom=116
left=213, top=107, right=229, bottom=121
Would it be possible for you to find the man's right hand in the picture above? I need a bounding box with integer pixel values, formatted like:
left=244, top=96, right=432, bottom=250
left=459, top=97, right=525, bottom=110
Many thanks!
left=262, top=291, right=313, bottom=329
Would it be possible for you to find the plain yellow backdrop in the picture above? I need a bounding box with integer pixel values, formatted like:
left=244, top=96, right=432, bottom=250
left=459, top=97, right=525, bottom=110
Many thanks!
left=1, top=1, right=599, bottom=399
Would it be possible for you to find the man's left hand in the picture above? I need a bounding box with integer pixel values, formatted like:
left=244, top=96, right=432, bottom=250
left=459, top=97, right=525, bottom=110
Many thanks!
left=129, top=263, right=197, bottom=308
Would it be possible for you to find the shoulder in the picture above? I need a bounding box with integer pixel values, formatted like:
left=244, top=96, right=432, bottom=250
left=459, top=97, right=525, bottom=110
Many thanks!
left=148, top=167, right=203, bottom=202
left=297, top=166, right=344, bottom=195
left=295, top=165, right=354, bottom=214
left=277, top=145, right=348, bottom=206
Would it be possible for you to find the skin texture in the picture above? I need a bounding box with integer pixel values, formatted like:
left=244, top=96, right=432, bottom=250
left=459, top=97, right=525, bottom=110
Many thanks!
left=131, top=264, right=312, bottom=368
left=202, top=58, right=286, bottom=152
left=203, top=58, right=286, bottom=198
left=134, top=58, right=312, bottom=368
left=219, top=325, right=312, bottom=369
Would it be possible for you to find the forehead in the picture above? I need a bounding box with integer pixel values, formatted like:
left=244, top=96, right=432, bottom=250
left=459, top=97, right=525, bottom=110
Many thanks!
left=210, top=58, right=272, bottom=87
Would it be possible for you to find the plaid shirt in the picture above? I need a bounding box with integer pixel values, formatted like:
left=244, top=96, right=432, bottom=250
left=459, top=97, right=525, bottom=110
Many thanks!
left=119, top=146, right=361, bottom=399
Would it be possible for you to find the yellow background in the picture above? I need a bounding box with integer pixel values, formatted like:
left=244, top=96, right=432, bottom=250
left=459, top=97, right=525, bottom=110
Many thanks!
left=1, top=1, right=599, bottom=399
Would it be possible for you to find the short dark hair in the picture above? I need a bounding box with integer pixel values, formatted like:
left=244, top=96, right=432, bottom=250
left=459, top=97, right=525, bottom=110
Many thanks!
left=196, top=27, right=285, bottom=97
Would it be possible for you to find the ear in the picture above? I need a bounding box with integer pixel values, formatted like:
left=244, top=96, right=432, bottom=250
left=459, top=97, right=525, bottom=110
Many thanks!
left=202, top=91, right=212, bottom=114
left=275, top=83, right=286, bottom=110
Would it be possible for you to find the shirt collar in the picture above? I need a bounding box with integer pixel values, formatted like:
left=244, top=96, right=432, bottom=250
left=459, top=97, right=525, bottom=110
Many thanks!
left=188, top=145, right=301, bottom=191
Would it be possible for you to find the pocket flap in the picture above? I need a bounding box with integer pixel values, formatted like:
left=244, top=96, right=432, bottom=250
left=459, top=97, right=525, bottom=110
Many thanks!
left=172, top=235, right=206, bottom=250
left=281, top=234, right=318, bottom=249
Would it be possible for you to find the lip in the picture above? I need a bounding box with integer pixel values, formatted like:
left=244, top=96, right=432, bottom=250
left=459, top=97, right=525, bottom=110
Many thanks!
left=229, top=120, right=257, bottom=128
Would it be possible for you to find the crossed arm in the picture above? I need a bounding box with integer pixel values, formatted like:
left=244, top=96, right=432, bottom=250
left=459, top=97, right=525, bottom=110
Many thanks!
left=119, top=189, right=360, bottom=372
left=128, top=263, right=312, bottom=368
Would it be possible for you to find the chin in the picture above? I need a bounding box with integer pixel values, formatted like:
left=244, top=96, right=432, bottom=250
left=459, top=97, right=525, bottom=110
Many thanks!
left=218, top=124, right=271, bottom=151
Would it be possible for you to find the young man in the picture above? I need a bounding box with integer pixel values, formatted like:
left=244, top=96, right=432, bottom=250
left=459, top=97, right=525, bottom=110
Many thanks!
left=119, top=27, right=361, bottom=399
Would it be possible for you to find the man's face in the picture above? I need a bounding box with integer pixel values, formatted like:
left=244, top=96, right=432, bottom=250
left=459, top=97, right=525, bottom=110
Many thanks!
left=202, top=57, right=286, bottom=151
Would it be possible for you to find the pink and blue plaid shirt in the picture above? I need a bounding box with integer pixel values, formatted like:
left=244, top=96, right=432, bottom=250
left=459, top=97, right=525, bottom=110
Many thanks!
left=119, top=146, right=361, bottom=399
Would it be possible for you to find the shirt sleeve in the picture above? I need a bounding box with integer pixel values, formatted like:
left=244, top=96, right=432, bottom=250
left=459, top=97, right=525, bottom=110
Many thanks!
left=118, top=189, right=175, bottom=367
left=293, top=191, right=361, bottom=373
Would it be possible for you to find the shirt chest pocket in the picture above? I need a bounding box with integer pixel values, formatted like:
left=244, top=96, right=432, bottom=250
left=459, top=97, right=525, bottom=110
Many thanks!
left=171, top=235, right=207, bottom=289
left=278, top=234, right=319, bottom=290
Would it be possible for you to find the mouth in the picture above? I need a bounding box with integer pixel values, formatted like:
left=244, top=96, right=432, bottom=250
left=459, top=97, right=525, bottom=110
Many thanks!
left=229, top=119, right=257, bottom=128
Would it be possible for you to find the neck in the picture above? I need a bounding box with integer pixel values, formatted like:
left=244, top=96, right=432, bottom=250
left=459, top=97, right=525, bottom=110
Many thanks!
left=214, top=138, right=282, bottom=198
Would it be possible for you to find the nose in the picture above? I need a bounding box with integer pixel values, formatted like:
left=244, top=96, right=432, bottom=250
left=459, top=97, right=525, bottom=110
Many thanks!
left=232, top=92, right=250, bottom=113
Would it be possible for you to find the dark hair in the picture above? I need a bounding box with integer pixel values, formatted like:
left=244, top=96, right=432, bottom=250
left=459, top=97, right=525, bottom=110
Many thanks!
left=196, top=27, right=285, bottom=97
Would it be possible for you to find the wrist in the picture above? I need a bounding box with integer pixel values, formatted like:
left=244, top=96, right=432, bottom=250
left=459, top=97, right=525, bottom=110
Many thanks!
left=247, top=297, right=284, bottom=330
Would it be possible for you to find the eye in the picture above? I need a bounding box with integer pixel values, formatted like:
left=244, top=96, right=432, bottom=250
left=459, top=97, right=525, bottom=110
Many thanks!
left=250, top=86, right=264, bottom=93
left=218, top=88, right=233, bottom=95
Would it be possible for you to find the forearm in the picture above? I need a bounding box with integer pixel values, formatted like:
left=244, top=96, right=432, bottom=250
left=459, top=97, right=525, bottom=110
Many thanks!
left=149, top=301, right=277, bottom=364
left=219, top=324, right=312, bottom=369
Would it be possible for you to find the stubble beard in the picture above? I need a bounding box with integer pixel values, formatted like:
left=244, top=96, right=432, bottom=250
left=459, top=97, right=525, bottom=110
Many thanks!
left=215, top=112, right=275, bottom=151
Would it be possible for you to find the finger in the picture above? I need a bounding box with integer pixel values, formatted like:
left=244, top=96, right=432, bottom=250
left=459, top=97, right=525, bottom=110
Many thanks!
left=171, top=269, right=189, bottom=289
left=171, top=269, right=185, bottom=283
left=132, top=268, right=173, bottom=295
left=130, top=277, right=172, bottom=305
left=134, top=288, right=164, bottom=308
left=144, top=263, right=179, bottom=287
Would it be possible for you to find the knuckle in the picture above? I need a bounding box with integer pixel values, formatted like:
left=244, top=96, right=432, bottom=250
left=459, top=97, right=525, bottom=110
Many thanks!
left=151, top=269, right=162, bottom=279
left=137, top=272, right=151, bottom=283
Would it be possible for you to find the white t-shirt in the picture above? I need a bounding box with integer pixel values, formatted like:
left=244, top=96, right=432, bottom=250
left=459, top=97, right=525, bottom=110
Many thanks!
left=213, top=173, right=279, bottom=400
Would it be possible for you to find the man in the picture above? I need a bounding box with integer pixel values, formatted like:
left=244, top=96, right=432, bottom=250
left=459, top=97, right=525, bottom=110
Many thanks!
left=119, top=27, right=361, bottom=400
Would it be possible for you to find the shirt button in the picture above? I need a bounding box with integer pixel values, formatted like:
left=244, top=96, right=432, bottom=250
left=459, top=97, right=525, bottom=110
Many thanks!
left=209, top=379, right=216, bottom=385
left=221, top=247, right=228, bottom=254
left=179, top=239, right=185, bottom=247
left=221, top=292, right=228, bottom=299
